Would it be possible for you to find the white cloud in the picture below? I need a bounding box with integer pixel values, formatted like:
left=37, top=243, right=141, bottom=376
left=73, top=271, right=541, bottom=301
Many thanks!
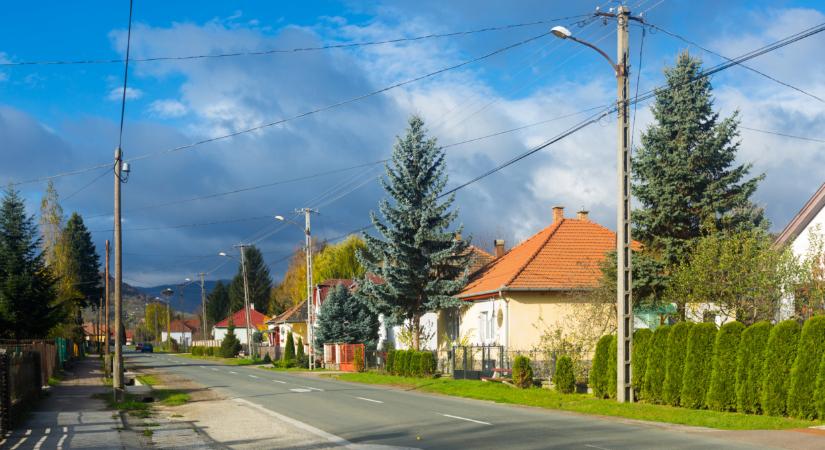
left=148, top=99, right=188, bottom=118
left=107, top=86, right=143, bottom=101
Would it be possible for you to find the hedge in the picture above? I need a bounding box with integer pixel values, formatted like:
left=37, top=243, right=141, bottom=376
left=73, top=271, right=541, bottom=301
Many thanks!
left=410, top=352, right=423, bottom=377
left=512, top=355, right=533, bottom=388
left=817, top=350, right=825, bottom=419
left=386, top=349, right=396, bottom=374
left=788, top=315, right=825, bottom=419
left=643, top=325, right=670, bottom=404
left=706, top=321, right=745, bottom=411
left=397, top=350, right=410, bottom=376
left=283, top=332, right=296, bottom=362
left=680, top=322, right=717, bottom=409
left=761, top=320, right=801, bottom=416
left=607, top=335, right=618, bottom=399
left=554, top=355, right=576, bottom=394
left=735, top=321, right=772, bottom=414
left=590, top=334, right=615, bottom=399
left=631, top=328, right=653, bottom=399
left=419, top=352, right=436, bottom=377
left=663, top=322, right=693, bottom=406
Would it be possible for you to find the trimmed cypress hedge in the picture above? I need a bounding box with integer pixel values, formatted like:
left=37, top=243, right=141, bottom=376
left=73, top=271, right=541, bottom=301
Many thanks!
left=607, top=335, right=618, bottom=399
left=680, top=322, right=717, bottom=409
left=419, top=351, right=436, bottom=377
left=512, top=355, right=533, bottom=388
left=643, top=325, right=671, bottom=404
left=706, top=321, right=745, bottom=411
left=590, top=334, right=614, bottom=398
left=761, top=320, right=801, bottom=416
left=736, top=321, right=772, bottom=414
left=631, top=328, right=653, bottom=399
left=663, top=322, right=693, bottom=406
left=788, top=315, right=825, bottom=419
left=816, top=350, right=825, bottom=419
left=397, top=350, right=410, bottom=376
left=386, top=349, right=396, bottom=374
left=410, top=351, right=423, bottom=377
left=554, top=355, right=576, bottom=394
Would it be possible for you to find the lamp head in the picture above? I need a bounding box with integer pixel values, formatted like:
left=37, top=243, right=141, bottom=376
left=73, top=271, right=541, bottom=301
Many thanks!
left=550, top=26, right=572, bottom=39
left=274, top=215, right=285, bottom=221
left=218, top=251, right=228, bottom=257
left=184, top=278, right=191, bottom=282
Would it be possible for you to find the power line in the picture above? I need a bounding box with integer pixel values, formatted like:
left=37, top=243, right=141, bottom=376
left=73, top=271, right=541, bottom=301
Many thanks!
left=63, top=167, right=111, bottom=201
left=117, top=0, right=135, bottom=151
left=90, top=214, right=273, bottom=233
left=740, top=126, right=825, bottom=144
left=1, top=16, right=589, bottom=67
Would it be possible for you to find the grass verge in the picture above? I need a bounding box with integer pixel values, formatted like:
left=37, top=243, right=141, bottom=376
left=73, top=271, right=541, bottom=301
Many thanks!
left=136, top=374, right=160, bottom=386
left=174, top=354, right=258, bottom=365
left=258, top=366, right=330, bottom=373
left=93, top=393, right=151, bottom=418
left=47, top=370, right=64, bottom=387
left=154, top=389, right=190, bottom=406
left=335, top=373, right=821, bottom=430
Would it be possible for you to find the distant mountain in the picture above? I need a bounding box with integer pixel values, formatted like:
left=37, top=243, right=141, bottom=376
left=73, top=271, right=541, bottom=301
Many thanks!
left=134, top=280, right=229, bottom=314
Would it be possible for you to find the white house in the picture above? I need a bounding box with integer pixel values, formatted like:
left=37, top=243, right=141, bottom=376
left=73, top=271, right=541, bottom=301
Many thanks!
left=161, top=319, right=200, bottom=347
left=212, top=308, right=270, bottom=345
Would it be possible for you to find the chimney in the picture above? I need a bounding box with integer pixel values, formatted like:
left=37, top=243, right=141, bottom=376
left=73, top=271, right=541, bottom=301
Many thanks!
left=577, top=210, right=589, bottom=221
left=552, top=205, right=564, bottom=224
left=455, top=232, right=462, bottom=241
left=250, top=303, right=255, bottom=311
left=494, top=239, right=505, bottom=258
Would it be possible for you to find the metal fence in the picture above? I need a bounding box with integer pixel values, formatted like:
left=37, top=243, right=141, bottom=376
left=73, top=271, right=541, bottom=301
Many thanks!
left=452, top=346, right=505, bottom=380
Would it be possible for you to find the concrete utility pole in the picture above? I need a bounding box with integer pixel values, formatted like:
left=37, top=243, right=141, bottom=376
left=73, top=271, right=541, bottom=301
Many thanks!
left=236, top=244, right=253, bottom=357
left=112, top=148, right=124, bottom=397
left=552, top=5, right=643, bottom=402
left=297, top=208, right=319, bottom=370
left=199, top=273, right=207, bottom=340
left=104, top=240, right=110, bottom=364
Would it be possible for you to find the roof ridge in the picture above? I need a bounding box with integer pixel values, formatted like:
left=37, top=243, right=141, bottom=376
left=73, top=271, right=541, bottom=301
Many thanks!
left=504, top=219, right=564, bottom=287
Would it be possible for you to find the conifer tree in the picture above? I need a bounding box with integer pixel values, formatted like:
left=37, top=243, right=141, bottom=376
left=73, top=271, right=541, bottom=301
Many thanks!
left=633, top=52, right=764, bottom=318
left=229, top=246, right=272, bottom=314
left=357, top=116, right=470, bottom=350
left=314, top=285, right=379, bottom=349
left=206, top=281, right=230, bottom=325
left=283, top=331, right=296, bottom=362
left=0, top=188, right=59, bottom=338
left=63, top=213, right=100, bottom=306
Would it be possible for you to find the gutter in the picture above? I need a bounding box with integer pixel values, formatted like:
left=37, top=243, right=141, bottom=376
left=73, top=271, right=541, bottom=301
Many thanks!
left=458, top=285, right=592, bottom=300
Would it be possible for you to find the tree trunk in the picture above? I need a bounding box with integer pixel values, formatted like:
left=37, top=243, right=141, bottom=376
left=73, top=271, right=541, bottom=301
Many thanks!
left=411, top=313, right=421, bottom=351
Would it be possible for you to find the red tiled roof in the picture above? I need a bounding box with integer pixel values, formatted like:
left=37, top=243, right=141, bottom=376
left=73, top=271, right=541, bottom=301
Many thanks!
left=466, top=245, right=495, bottom=275
left=168, top=319, right=198, bottom=333
left=214, top=308, right=269, bottom=328
left=458, top=217, right=641, bottom=300
left=269, top=300, right=307, bottom=324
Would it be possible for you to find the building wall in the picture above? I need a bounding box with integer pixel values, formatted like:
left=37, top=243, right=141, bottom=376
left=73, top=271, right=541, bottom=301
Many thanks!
left=781, top=210, right=825, bottom=319
left=213, top=326, right=262, bottom=345
left=161, top=331, right=192, bottom=346
left=377, top=313, right=438, bottom=351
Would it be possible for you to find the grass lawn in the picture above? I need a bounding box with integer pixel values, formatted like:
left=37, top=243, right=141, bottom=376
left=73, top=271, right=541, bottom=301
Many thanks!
left=258, top=366, right=330, bottom=373
left=174, top=353, right=258, bottom=365
left=136, top=374, right=160, bottom=386
left=335, top=373, right=821, bottom=430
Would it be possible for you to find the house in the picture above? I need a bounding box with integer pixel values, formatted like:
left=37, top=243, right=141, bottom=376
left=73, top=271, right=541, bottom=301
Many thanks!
left=213, top=308, right=269, bottom=345
left=268, top=301, right=308, bottom=350
left=775, top=181, right=825, bottom=319
left=161, top=319, right=200, bottom=348
left=454, top=206, right=634, bottom=352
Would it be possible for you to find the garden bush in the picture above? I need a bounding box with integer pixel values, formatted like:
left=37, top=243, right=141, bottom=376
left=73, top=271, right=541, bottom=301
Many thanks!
left=816, top=350, right=825, bottom=419
left=296, top=337, right=306, bottom=368
left=736, top=321, right=772, bottom=414
left=663, top=322, right=693, bottom=406
left=589, top=334, right=615, bottom=398
left=554, top=355, right=576, bottom=394
left=207, top=347, right=216, bottom=356
left=643, top=325, right=670, bottom=404
left=397, top=350, right=410, bottom=376
left=787, top=315, right=825, bottom=419
left=192, top=346, right=201, bottom=356
left=512, top=355, right=533, bottom=388
left=220, top=325, right=242, bottom=358
left=354, top=346, right=365, bottom=372
left=283, top=332, right=296, bottom=363
left=680, top=322, right=717, bottom=409
left=386, top=349, right=396, bottom=374
left=706, top=321, right=745, bottom=411
left=262, top=352, right=271, bottom=364
left=761, top=320, right=801, bottom=416
left=419, top=351, right=436, bottom=377
left=607, top=335, right=617, bottom=399
left=409, top=351, right=421, bottom=376
left=631, top=328, right=653, bottom=399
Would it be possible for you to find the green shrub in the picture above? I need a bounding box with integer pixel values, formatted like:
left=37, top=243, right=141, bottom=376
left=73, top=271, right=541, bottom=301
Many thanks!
left=283, top=332, right=295, bottom=362
left=419, top=351, right=436, bottom=377
left=262, top=352, right=271, bottom=364
left=554, top=355, right=576, bottom=394
left=761, top=320, right=801, bottom=416
left=706, top=321, right=745, bottom=411
left=736, top=321, right=772, bottom=414
left=512, top=355, right=533, bottom=388
left=296, top=337, right=306, bottom=367
left=607, top=335, right=618, bottom=399
left=631, top=328, right=653, bottom=399
left=410, top=351, right=423, bottom=377
left=643, top=325, right=670, bottom=404
left=663, top=322, right=693, bottom=406
left=354, top=346, right=365, bottom=372
left=787, top=315, right=825, bottom=419
left=207, top=347, right=216, bottom=356
left=220, top=325, right=242, bottom=358
left=191, top=346, right=201, bottom=356
left=589, top=334, right=615, bottom=398
left=816, top=349, right=825, bottom=419
left=680, top=322, right=717, bottom=409
left=386, top=349, right=396, bottom=374
left=397, top=350, right=410, bottom=376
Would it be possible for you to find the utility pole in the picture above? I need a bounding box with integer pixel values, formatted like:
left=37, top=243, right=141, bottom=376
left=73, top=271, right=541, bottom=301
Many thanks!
left=104, top=240, right=110, bottom=365
left=199, top=273, right=207, bottom=341
left=297, top=208, right=318, bottom=370
left=235, top=244, right=253, bottom=358
left=112, top=148, right=125, bottom=397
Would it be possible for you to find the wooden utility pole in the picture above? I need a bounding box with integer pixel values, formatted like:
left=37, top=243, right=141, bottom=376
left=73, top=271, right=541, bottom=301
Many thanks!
left=199, top=273, right=207, bottom=340
left=105, top=240, right=111, bottom=366
left=113, top=148, right=124, bottom=396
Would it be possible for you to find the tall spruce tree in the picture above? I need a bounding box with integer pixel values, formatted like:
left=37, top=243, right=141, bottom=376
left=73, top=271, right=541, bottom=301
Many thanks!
left=228, top=246, right=272, bottom=314
left=0, top=188, right=60, bottom=338
left=315, top=285, right=379, bottom=350
left=633, top=52, right=764, bottom=318
left=206, top=280, right=231, bottom=325
left=63, top=212, right=101, bottom=307
left=356, top=116, right=470, bottom=350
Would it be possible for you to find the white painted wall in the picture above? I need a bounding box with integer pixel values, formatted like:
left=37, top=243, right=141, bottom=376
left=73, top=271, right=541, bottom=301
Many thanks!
left=213, top=326, right=255, bottom=345
left=781, top=213, right=825, bottom=320
left=458, top=298, right=505, bottom=347
left=377, top=312, right=438, bottom=351
left=161, top=331, right=192, bottom=346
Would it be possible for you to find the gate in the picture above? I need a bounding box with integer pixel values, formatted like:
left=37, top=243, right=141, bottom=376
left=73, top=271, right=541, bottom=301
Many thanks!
left=452, top=345, right=504, bottom=380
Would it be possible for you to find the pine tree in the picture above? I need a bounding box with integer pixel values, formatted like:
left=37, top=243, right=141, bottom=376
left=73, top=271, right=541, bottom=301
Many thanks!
left=296, top=336, right=306, bottom=367
left=357, top=116, right=470, bottom=350
left=314, top=284, right=380, bottom=349
left=633, top=52, right=764, bottom=318
left=229, top=246, right=272, bottom=314
left=283, top=331, right=296, bottom=362
left=63, top=213, right=100, bottom=306
left=0, top=188, right=60, bottom=338
left=206, top=281, right=230, bottom=326
left=219, top=317, right=242, bottom=358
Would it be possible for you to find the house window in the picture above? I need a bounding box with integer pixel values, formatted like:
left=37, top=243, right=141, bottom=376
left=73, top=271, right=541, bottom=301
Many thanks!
left=479, top=311, right=493, bottom=344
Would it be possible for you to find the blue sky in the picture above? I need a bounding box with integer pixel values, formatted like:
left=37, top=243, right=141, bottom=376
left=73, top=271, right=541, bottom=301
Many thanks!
left=2, top=0, right=824, bottom=286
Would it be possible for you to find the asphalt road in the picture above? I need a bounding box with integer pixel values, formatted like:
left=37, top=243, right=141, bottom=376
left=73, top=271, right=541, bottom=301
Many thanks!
left=127, top=352, right=771, bottom=450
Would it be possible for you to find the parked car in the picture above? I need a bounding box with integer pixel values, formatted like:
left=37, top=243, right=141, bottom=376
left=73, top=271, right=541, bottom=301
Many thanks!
left=140, top=343, right=153, bottom=353
left=135, top=343, right=143, bottom=352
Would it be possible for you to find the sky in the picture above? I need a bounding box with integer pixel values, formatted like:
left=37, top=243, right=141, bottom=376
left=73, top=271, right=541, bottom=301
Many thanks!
left=1, top=0, right=824, bottom=287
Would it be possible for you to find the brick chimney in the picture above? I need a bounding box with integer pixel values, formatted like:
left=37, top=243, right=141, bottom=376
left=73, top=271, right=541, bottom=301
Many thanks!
left=577, top=210, right=589, bottom=221
left=494, top=239, right=505, bottom=258
left=552, top=206, right=564, bottom=223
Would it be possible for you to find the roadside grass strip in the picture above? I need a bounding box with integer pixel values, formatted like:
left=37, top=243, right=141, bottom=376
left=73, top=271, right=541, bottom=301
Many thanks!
left=174, top=353, right=258, bottom=365
left=335, top=373, right=822, bottom=431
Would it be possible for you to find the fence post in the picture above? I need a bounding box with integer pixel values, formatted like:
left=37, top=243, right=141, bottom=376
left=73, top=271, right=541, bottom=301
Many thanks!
left=0, top=351, right=9, bottom=437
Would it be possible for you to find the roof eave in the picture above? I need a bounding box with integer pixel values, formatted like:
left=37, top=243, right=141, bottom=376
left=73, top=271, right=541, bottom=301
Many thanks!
left=775, top=182, right=825, bottom=247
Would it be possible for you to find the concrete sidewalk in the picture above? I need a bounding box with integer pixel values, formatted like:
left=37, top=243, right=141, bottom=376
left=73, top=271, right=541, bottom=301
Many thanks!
left=0, top=356, right=139, bottom=449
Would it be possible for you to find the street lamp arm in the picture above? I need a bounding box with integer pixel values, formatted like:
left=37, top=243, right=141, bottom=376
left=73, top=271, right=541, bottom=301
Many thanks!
left=568, top=36, right=619, bottom=74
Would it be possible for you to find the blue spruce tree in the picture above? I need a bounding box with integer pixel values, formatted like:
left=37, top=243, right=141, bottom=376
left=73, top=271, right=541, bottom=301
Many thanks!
left=357, top=116, right=470, bottom=350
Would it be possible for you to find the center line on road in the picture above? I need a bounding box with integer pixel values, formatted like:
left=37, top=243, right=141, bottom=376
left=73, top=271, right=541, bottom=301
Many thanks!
left=301, top=386, right=323, bottom=391
left=249, top=375, right=259, bottom=379
left=210, top=368, right=219, bottom=371
left=229, top=371, right=238, bottom=374
left=355, top=396, right=384, bottom=404
left=439, top=413, right=492, bottom=426
left=585, top=444, right=611, bottom=450
left=271, top=379, right=287, bottom=384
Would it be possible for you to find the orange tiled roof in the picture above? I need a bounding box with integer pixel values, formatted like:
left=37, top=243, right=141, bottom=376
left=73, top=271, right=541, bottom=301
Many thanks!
left=458, top=217, right=639, bottom=300
left=214, top=308, right=269, bottom=329
left=466, top=245, right=495, bottom=275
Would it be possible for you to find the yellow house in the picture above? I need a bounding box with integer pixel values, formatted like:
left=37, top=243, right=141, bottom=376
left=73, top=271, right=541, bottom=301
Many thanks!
left=454, top=206, right=629, bottom=352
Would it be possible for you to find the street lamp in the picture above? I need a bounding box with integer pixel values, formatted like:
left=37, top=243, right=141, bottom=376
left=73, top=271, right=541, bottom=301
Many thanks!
left=160, top=288, right=174, bottom=349
left=219, top=249, right=254, bottom=359
left=552, top=7, right=638, bottom=402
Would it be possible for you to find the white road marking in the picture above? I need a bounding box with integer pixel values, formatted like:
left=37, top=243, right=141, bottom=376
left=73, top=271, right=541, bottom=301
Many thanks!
left=210, top=368, right=219, bottom=371
left=62, top=427, right=67, bottom=433
left=200, top=366, right=207, bottom=369
left=234, top=398, right=352, bottom=447
left=585, top=444, right=611, bottom=450
left=10, top=436, right=28, bottom=450
left=439, top=413, right=492, bottom=426
left=57, top=433, right=68, bottom=450
left=249, top=375, right=259, bottom=379
left=271, top=379, right=287, bottom=384
left=229, top=371, right=238, bottom=374
left=301, top=386, right=323, bottom=391
left=290, top=388, right=312, bottom=393
left=33, top=428, right=50, bottom=450
left=355, top=396, right=384, bottom=404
